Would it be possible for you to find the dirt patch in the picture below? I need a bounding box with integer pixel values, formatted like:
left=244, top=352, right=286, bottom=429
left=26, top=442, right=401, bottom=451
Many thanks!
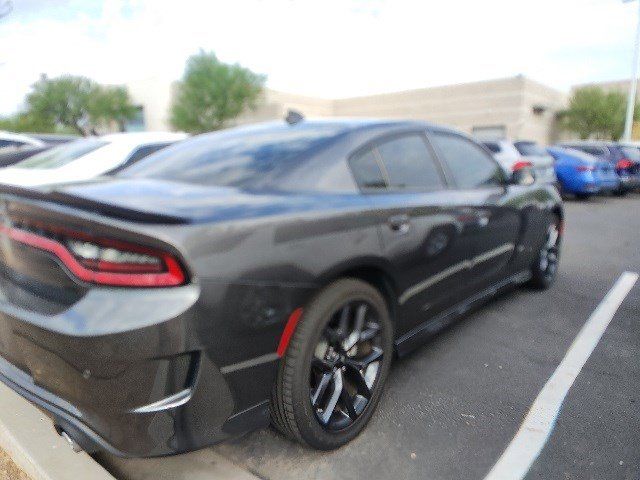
left=0, top=449, right=30, bottom=480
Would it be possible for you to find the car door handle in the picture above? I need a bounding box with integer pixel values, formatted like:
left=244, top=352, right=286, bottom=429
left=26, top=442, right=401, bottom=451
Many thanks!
left=387, top=214, right=411, bottom=234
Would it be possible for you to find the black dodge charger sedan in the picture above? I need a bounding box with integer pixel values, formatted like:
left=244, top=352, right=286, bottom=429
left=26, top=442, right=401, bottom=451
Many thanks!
left=0, top=118, right=562, bottom=456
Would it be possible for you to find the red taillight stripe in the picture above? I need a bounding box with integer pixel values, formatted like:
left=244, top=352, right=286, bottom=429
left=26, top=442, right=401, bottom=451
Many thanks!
left=277, top=308, right=303, bottom=357
left=0, top=225, right=185, bottom=287
left=616, top=159, right=634, bottom=170
left=512, top=160, right=533, bottom=171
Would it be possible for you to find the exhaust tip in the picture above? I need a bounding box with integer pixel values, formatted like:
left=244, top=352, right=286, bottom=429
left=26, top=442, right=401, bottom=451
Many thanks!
left=56, top=426, right=83, bottom=453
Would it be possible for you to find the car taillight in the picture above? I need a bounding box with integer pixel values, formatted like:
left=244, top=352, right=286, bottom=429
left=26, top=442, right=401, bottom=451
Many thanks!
left=512, top=160, right=533, bottom=171
left=0, top=222, right=186, bottom=287
left=616, top=159, right=634, bottom=170
left=576, top=165, right=595, bottom=172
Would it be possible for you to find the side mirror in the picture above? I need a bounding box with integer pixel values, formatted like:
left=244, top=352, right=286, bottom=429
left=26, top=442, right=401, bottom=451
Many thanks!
left=510, top=161, right=536, bottom=186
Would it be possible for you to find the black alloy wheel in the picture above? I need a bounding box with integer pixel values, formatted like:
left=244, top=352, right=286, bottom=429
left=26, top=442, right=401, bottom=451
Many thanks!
left=271, top=279, right=393, bottom=450
left=310, top=300, right=384, bottom=431
left=528, top=217, right=561, bottom=289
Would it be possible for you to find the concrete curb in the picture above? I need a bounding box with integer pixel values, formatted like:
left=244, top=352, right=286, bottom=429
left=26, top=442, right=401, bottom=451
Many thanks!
left=99, top=448, right=262, bottom=480
left=0, top=381, right=114, bottom=480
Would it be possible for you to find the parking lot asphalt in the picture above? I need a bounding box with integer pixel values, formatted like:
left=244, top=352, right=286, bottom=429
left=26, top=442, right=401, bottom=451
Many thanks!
left=104, top=194, right=640, bottom=480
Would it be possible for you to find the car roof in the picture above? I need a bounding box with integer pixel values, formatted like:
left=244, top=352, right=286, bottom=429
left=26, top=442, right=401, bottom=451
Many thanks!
left=559, top=140, right=615, bottom=147
left=547, top=146, right=598, bottom=162
left=214, top=118, right=451, bottom=135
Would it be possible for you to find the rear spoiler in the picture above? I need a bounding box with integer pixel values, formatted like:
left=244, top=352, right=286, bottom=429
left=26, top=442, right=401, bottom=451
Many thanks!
left=0, top=184, right=189, bottom=225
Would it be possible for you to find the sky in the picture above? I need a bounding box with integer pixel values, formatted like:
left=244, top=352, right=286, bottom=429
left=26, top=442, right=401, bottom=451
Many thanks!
left=0, top=0, right=638, bottom=115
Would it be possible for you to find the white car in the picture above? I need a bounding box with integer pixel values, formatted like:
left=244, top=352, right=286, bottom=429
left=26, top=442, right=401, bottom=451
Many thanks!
left=0, top=132, right=187, bottom=187
left=0, top=131, right=46, bottom=149
left=481, top=139, right=557, bottom=184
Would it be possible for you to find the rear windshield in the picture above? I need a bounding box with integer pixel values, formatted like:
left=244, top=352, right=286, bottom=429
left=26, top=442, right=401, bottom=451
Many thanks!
left=16, top=139, right=107, bottom=169
left=621, top=146, right=640, bottom=162
left=513, top=141, right=547, bottom=156
left=120, top=123, right=346, bottom=188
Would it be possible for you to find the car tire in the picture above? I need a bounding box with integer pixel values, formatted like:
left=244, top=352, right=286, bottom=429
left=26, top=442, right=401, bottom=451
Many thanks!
left=528, top=216, right=561, bottom=290
left=270, top=278, right=393, bottom=450
left=574, top=193, right=590, bottom=200
left=614, top=188, right=628, bottom=197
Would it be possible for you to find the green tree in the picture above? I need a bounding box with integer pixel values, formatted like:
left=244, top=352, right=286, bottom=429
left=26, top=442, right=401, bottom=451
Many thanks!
left=88, top=85, right=137, bottom=132
left=23, top=74, right=137, bottom=135
left=170, top=51, right=266, bottom=133
left=26, top=74, right=97, bottom=135
left=0, top=111, right=57, bottom=133
left=560, top=86, right=636, bottom=140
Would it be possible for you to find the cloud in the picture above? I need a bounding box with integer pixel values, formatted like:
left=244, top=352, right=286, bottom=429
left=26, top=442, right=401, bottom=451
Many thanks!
left=0, top=0, right=637, bottom=114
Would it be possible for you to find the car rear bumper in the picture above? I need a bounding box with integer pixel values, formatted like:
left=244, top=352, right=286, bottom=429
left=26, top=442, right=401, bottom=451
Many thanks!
left=596, top=177, right=620, bottom=192
left=558, top=171, right=599, bottom=194
left=0, top=281, right=271, bottom=457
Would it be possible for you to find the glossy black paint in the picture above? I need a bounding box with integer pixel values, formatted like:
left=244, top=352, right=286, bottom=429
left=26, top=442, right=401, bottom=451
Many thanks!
left=0, top=120, right=562, bottom=457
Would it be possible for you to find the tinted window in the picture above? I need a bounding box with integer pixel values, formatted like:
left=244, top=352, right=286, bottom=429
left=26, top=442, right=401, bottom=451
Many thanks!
left=482, top=142, right=501, bottom=153
left=126, top=143, right=172, bottom=165
left=349, top=149, right=386, bottom=190
left=514, top=141, right=547, bottom=156
left=16, top=139, right=107, bottom=169
left=376, top=135, right=444, bottom=191
left=431, top=132, right=503, bottom=188
left=0, top=140, right=21, bottom=148
left=569, top=145, right=606, bottom=157
left=121, top=123, right=346, bottom=188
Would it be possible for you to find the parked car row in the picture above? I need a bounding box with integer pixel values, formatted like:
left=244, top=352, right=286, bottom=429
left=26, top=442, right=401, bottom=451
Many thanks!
left=0, top=131, right=187, bottom=187
left=481, top=138, right=640, bottom=199
left=557, top=140, right=640, bottom=196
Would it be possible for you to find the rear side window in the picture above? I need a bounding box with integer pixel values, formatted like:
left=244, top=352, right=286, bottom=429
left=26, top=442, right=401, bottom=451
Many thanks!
left=482, top=142, right=501, bottom=154
left=349, top=134, right=445, bottom=192
left=349, top=149, right=386, bottom=190
left=107, top=143, right=174, bottom=175
left=126, top=143, right=172, bottom=165
left=431, top=132, right=503, bottom=188
left=377, top=135, right=444, bottom=191
left=514, top=141, right=547, bottom=156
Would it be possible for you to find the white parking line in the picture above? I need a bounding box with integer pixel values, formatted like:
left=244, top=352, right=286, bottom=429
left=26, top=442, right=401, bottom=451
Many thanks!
left=484, top=271, right=639, bottom=480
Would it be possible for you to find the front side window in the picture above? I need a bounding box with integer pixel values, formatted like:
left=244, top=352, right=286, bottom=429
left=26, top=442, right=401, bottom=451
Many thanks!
left=431, top=132, right=503, bottom=189
left=349, top=134, right=445, bottom=192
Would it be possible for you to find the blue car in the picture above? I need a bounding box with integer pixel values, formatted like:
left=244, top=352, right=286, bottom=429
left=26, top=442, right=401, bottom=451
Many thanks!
left=547, top=146, right=620, bottom=199
left=558, top=141, right=640, bottom=195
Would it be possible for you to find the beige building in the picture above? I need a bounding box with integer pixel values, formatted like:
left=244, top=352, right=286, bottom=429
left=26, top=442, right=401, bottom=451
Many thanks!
left=126, top=75, right=568, bottom=144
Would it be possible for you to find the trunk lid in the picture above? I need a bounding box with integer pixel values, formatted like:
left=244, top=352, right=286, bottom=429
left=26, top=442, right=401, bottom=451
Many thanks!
left=0, top=178, right=297, bottom=224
